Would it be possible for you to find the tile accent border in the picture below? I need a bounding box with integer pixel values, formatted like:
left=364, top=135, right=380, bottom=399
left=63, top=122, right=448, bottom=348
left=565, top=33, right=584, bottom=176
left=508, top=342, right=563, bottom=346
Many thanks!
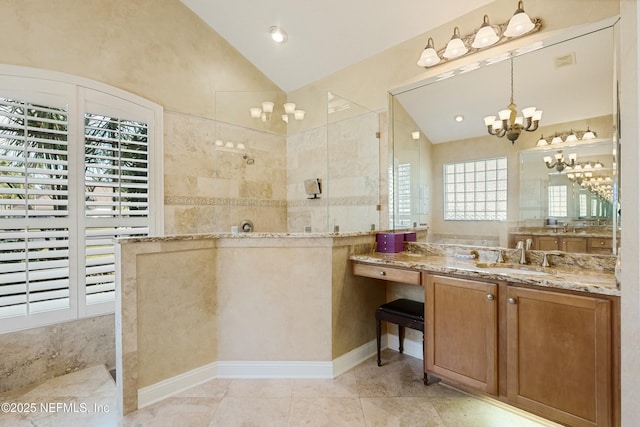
left=165, top=195, right=379, bottom=209
left=165, top=196, right=287, bottom=208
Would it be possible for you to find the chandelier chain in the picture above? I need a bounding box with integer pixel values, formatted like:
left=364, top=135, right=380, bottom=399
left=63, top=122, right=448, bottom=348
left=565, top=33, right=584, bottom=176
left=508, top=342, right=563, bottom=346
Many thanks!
left=510, top=58, right=514, bottom=105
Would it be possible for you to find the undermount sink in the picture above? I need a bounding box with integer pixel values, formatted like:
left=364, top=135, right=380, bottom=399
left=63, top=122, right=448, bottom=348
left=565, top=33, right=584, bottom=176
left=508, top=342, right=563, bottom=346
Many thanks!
left=475, top=262, right=552, bottom=276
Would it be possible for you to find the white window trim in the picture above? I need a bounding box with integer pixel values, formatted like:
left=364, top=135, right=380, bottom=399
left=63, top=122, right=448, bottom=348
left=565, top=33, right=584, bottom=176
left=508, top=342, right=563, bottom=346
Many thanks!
left=0, top=65, right=164, bottom=333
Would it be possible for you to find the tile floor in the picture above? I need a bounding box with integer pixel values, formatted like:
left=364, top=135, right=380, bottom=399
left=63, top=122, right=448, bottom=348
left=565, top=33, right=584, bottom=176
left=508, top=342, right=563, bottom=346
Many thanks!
left=0, top=350, right=561, bottom=427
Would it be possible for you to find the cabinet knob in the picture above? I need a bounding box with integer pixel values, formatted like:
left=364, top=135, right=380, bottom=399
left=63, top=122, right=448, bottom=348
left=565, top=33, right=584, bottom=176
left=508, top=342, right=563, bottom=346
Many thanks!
left=600, top=241, right=605, bottom=246
left=508, top=297, right=517, bottom=304
left=486, top=294, right=494, bottom=301
left=379, top=271, right=386, bottom=276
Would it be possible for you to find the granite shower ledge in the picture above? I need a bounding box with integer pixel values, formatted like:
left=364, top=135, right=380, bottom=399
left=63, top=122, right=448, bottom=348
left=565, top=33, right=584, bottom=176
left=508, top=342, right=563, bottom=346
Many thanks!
left=350, top=251, right=619, bottom=296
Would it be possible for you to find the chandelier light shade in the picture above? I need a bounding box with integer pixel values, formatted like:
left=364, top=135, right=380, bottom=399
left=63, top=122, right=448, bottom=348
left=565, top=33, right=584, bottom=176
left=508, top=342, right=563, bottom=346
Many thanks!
left=472, top=16, right=500, bottom=48
left=250, top=101, right=306, bottom=123
left=416, top=1, right=541, bottom=68
left=504, top=1, right=536, bottom=37
left=443, top=27, right=468, bottom=59
left=483, top=58, right=542, bottom=144
left=283, top=102, right=296, bottom=114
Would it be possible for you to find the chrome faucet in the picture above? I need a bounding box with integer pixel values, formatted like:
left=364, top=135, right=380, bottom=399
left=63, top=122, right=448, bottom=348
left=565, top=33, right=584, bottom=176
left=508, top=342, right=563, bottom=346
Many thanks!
left=516, top=240, right=528, bottom=265
left=542, top=251, right=564, bottom=267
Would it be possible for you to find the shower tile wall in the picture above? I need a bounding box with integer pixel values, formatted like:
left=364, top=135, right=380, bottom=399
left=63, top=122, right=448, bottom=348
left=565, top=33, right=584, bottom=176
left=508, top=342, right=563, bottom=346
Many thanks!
left=164, top=111, right=287, bottom=234
left=287, top=112, right=382, bottom=233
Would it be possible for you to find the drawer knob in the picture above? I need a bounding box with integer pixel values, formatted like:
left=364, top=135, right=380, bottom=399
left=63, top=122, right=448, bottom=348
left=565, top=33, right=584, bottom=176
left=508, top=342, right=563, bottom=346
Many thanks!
left=600, top=241, right=605, bottom=246
left=508, top=297, right=517, bottom=305
left=486, top=294, right=494, bottom=301
left=379, top=271, right=386, bottom=276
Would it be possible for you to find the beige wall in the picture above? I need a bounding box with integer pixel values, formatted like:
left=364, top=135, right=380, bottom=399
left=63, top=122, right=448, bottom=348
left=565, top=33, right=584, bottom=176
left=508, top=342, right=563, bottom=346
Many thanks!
left=136, top=248, right=217, bottom=387
left=0, top=0, right=281, bottom=118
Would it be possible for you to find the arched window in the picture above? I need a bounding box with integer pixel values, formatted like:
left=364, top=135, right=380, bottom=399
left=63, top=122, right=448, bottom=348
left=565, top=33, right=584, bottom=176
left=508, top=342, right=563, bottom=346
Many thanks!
left=0, top=66, right=163, bottom=333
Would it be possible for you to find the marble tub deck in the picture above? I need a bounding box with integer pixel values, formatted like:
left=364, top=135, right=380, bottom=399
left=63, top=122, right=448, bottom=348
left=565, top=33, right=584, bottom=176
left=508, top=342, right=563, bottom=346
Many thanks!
left=0, top=350, right=561, bottom=427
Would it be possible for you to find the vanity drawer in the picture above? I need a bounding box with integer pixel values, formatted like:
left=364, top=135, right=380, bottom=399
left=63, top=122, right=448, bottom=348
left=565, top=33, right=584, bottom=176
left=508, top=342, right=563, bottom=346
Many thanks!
left=352, top=262, right=421, bottom=285
left=589, top=237, right=613, bottom=249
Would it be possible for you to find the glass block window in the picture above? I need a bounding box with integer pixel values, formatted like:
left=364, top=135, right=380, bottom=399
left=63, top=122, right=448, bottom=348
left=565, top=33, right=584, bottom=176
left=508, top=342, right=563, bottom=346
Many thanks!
left=548, top=185, right=568, bottom=217
left=444, top=157, right=507, bottom=221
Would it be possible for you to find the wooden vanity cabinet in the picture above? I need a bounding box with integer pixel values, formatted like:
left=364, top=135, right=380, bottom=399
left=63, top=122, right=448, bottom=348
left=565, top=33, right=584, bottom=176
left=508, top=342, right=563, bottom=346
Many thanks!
left=424, top=274, right=498, bottom=395
left=561, top=236, right=589, bottom=253
left=535, top=236, right=588, bottom=252
left=510, top=233, right=612, bottom=254
left=535, top=235, right=560, bottom=251
left=506, top=286, right=613, bottom=427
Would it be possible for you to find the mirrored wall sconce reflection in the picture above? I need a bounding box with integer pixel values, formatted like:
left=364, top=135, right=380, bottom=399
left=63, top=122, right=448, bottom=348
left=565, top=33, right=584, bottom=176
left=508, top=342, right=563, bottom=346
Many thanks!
left=574, top=174, right=614, bottom=201
left=215, top=139, right=246, bottom=151
left=250, top=101, right=305, bottom=123
left=417, top=1, right=542, bottom=68
left=543, top=150, right=576, bottom=172
left=536, top=128, right=597, bottom=146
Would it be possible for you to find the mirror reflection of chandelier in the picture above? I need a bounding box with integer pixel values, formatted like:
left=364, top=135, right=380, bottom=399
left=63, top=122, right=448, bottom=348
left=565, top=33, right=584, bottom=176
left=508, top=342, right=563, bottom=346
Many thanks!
left=544, top=150, right=576, bottom=172
left=483, top=58, right=542, bottom=144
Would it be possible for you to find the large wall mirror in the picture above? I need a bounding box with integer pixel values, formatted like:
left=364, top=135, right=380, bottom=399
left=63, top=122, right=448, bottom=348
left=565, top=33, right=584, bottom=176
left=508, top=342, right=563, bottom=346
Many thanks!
left=390, top=17, right=619, bottom=254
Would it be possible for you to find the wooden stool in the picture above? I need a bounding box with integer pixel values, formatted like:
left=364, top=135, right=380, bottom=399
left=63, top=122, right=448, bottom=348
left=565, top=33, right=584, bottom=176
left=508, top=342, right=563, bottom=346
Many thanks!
left=376, top=299, right=424, bottom=367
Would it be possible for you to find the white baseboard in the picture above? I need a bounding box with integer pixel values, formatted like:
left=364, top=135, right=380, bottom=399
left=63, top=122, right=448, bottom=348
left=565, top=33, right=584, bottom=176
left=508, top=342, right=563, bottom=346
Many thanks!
left=386, top=333, right=424, bottom=361
left=138, top=362, right=218, bottom=408
left=136, top=335, right=422, bottom=408
left=216, top=360, right=333, bottom=379
left=332, top=337, right=381, bottom=377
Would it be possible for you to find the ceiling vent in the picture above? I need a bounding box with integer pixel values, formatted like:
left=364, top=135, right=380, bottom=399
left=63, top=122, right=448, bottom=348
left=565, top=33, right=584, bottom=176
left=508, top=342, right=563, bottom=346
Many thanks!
left=554, top=52, right=576, bottom=68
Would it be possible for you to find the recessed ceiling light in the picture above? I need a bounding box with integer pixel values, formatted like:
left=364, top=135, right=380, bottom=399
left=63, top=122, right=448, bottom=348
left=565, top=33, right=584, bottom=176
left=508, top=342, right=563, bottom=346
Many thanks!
left=268, top=26, right=288, bottom=43
left=454, top=115, right=464, bottom=122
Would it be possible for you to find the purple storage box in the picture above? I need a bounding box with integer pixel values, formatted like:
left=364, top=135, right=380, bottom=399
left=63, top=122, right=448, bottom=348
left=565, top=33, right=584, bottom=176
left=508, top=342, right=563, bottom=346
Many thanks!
left=376, top=233, right=405, bottom=253
left=403, top=232, right=417, bottom=242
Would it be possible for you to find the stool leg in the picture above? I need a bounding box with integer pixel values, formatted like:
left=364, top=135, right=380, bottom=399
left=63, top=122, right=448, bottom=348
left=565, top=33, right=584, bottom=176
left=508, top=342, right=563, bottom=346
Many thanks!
left=398, top=325, right=404, bottom=354
left=376, top=319, right=382, bottom=366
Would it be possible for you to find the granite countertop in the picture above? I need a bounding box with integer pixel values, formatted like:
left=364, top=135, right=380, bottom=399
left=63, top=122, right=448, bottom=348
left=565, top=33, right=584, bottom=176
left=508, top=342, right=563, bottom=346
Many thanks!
left=350, top=251, right=619, bottom=296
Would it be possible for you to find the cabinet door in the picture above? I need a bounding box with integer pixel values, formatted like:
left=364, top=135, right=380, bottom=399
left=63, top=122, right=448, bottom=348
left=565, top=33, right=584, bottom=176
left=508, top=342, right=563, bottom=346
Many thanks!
left=562, top=237, right=588, bottom=253
left=425, top=275, right=498, bottom=395
left=589, top=237, right=613, bottom=255
left=506, top=287, right=611, bottom=427
left=535, top=236, right=559, bottom=251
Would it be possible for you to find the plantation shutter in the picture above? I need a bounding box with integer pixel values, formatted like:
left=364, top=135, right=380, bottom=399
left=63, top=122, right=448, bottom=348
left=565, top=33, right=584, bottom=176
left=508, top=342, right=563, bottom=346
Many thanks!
left=83, top=113, right=150, bottom=306
left=0, top=97, right=73, bottom=321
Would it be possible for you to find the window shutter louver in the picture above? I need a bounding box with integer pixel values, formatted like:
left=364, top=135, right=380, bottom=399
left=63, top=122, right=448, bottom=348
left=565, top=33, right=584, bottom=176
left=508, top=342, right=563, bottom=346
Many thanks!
left=0, top=98, right=71, bottom=320
left=83, top=113, right=150, bottom=307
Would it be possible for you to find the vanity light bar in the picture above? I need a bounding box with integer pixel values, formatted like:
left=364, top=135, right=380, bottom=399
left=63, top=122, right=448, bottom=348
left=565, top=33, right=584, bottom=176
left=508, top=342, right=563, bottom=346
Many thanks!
left=417, top=1, right=542, bottom=69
